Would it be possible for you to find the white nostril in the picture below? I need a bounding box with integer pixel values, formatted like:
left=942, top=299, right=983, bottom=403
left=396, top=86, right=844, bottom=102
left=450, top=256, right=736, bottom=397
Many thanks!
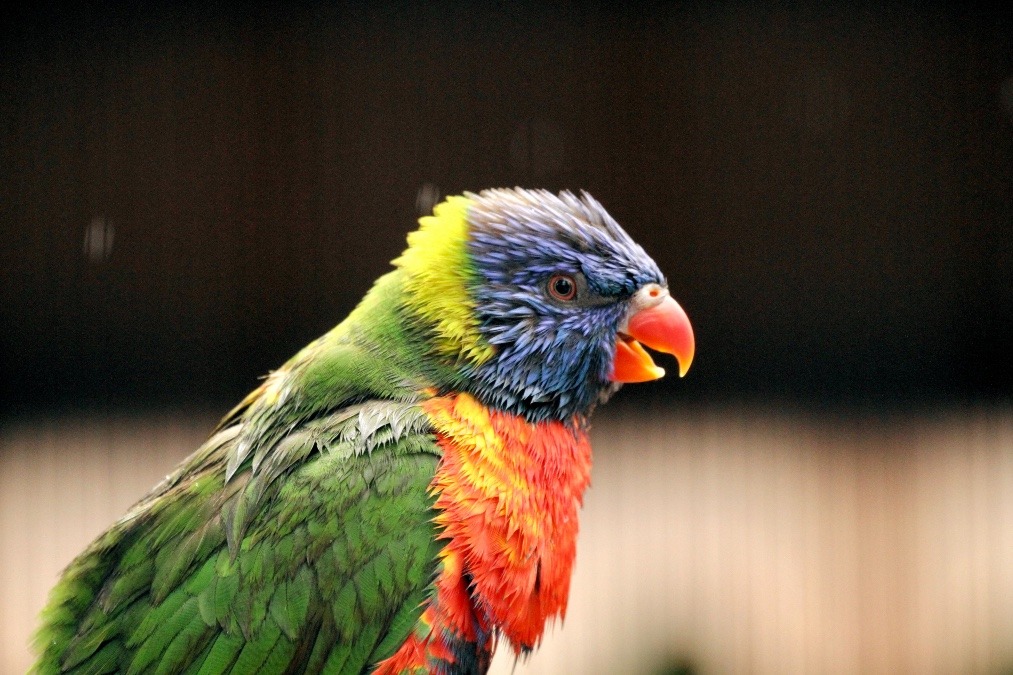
left=632, top=284, right=669, bottom=313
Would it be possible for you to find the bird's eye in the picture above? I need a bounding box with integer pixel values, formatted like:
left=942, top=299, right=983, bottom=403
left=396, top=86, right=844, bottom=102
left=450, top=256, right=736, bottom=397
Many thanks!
left=548, top=274, right=577, bottom=301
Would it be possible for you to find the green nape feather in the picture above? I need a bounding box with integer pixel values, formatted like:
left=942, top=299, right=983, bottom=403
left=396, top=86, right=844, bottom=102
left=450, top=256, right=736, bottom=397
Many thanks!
left=393, top=195, right=495, bottom=366
left=32, top=257, right=455, bottom=673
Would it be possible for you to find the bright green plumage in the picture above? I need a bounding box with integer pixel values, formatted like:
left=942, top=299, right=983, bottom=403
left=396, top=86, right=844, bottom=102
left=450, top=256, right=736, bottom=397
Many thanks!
left=34, top=244, right=458, bottom=674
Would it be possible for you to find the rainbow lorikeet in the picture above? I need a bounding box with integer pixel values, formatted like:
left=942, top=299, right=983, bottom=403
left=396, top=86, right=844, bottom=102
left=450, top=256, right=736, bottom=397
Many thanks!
left=33, top=188, right=694, bottom=674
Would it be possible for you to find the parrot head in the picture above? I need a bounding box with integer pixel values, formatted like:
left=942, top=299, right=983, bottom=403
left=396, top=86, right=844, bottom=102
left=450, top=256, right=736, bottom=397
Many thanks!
left=395, top=188, right=694, bottom=423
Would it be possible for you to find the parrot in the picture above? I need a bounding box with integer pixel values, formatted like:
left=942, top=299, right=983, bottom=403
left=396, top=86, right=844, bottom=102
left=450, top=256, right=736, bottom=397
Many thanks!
left=32, top=188, right=695, bottom=675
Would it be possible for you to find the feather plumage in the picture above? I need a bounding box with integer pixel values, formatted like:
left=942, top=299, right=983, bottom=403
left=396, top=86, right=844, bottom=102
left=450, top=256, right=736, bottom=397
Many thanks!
left=33, top=188, right=692, bottom=675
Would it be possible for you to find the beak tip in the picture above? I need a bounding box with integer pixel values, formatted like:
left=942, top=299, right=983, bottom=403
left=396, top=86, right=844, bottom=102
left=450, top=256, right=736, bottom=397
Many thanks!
left=677, top=352, right=694, bottom=378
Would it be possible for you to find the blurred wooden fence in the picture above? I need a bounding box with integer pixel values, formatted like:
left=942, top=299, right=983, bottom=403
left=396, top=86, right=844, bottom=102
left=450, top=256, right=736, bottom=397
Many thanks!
left=2, top=405, right=1011, bottom=673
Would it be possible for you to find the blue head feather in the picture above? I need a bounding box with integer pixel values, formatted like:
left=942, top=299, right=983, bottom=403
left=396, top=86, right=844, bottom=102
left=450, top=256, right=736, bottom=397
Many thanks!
left=460, top=188, right=665, bottom=423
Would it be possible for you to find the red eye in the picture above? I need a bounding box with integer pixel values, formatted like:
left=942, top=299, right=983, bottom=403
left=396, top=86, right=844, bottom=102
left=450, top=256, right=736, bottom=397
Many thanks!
left=548, top=274, right=577, bottom=301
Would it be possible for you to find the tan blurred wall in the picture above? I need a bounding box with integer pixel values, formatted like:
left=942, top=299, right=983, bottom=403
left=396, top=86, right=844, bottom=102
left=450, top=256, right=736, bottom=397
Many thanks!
left=2, top=407, right=1011, bottom=674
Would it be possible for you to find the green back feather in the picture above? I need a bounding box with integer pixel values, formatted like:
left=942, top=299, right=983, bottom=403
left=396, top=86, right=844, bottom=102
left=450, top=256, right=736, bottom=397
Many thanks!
left=32, top=236, right=468, bottom=672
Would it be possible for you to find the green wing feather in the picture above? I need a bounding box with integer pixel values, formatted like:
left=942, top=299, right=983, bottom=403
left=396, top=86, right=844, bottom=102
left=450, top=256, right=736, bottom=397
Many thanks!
left=33, top=398, right=442, bottom=674
left=33, top=272, right=452, bottom=674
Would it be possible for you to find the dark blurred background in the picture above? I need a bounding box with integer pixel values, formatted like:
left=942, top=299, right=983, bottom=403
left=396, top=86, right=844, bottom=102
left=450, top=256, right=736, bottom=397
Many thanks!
left=2, top=2, right=1010, bottom=414
left=2, top=3, right=1012, bottom=673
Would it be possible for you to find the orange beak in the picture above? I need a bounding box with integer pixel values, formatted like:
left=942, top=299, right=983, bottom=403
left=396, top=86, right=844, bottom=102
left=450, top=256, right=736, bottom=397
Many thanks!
left=610, top=295, right=695, bottom=383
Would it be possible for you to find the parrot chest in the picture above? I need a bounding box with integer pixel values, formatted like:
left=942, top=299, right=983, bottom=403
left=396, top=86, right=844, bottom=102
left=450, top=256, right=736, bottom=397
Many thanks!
left=377, top=393, right=593, bottom=672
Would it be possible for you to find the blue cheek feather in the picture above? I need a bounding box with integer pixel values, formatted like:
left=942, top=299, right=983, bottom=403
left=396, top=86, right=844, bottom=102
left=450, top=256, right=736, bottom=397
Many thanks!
left=460, top=189, right=665, bottom=423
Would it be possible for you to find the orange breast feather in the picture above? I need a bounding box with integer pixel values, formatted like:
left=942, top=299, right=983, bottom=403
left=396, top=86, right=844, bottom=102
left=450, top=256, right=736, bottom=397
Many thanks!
left=375, top=393, right=593, bottom=673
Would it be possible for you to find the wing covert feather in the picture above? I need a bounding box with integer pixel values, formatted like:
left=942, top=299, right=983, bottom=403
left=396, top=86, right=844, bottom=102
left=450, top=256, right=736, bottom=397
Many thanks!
left=33, top=400, right=444, bottom=675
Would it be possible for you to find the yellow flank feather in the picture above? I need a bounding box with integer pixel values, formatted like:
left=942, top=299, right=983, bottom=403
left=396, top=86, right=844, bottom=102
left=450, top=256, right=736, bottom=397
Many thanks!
left=394, top=195, right=495, bottom=365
